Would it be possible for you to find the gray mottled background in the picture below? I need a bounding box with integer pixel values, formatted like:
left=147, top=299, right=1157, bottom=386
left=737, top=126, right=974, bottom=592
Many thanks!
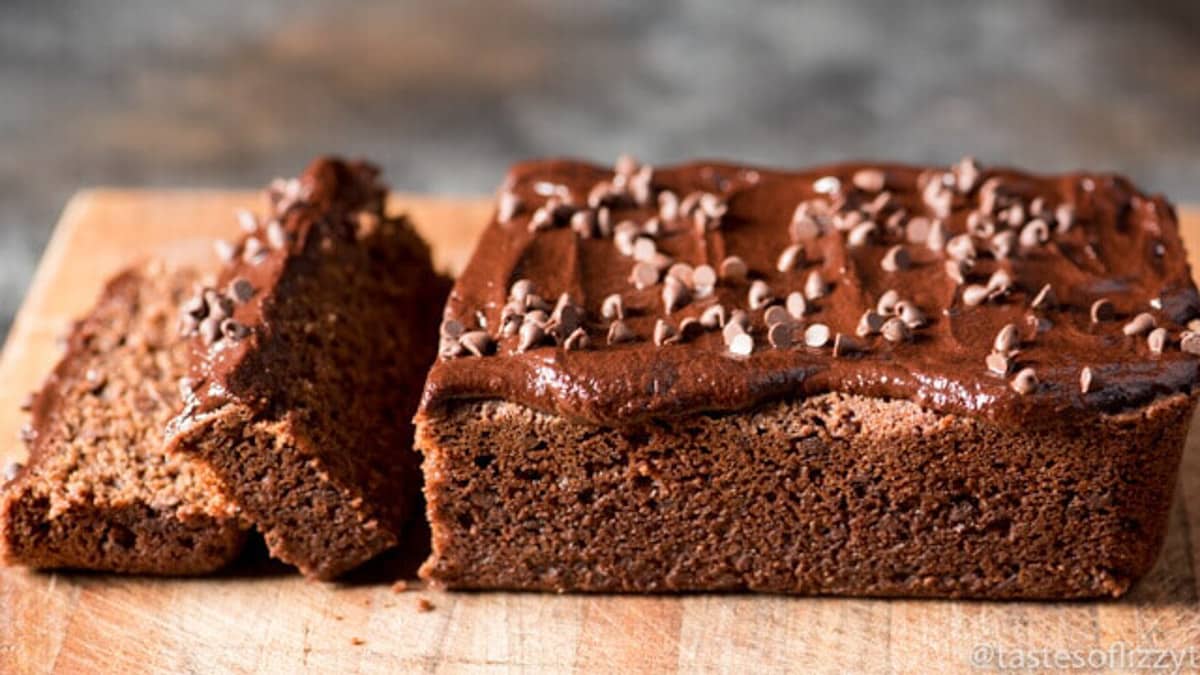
left=2, top=1, right=1199, bottom=340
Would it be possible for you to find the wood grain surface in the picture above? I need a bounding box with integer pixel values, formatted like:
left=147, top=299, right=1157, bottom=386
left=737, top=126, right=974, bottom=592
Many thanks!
left=1, top=192, right=1199, bottom=674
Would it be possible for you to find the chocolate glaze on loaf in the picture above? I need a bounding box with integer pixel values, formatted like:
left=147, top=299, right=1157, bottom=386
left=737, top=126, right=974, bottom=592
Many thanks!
left=417, top=156, right=1200, bottom=597
left=422, top=158, right=1200, bottom=427
left=2, top=264, right=245, bottom=574
left=166, top=158, right=449, bottom=580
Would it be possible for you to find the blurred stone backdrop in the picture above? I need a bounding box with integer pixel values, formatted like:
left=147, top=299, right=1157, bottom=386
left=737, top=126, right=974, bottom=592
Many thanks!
left=2, top=0, right=1199, bottom=338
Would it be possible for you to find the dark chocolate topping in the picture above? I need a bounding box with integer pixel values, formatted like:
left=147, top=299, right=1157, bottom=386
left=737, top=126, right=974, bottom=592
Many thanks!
left=422, top=158, right=1200, bottom=428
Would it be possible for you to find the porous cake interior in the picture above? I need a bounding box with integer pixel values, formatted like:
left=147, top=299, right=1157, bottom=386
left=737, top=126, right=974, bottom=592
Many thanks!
left=1, top=265, right=244, bottom=574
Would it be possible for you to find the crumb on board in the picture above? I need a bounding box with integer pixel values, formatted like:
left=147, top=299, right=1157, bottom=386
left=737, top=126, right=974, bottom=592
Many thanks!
left=351, top=637, right=365, bottom=646
left=391, top=580, right=409, bottom=593
left=417, top=597, right=435, bottom=612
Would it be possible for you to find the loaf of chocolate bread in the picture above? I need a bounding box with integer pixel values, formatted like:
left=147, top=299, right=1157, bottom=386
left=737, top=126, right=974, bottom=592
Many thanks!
left=2, top=263, right=246, bottom=574
left=166, top=158, right=449, bottom=580
left=416, top=157, right=1200, bottom=598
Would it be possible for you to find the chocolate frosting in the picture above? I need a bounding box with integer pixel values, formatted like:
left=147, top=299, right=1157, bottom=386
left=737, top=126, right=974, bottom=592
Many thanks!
left=421, top=158, right=1200, bottom=429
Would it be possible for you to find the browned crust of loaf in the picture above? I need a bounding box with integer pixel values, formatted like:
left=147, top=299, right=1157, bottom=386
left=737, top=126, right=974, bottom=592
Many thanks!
left=1, top=264, right=245, bottom=575
left=416, top=392, right=1195, bottom=598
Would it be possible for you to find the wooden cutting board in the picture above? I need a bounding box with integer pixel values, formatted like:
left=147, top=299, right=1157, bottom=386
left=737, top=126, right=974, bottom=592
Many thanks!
left=2, top=191, right=1199, bottom=674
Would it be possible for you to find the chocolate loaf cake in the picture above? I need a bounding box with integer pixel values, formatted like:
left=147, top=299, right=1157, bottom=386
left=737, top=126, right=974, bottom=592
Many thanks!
left=2, top=263, right=245, bottom=574
left=165, top=158, right=448, bottom=580
left=416, top=156, right=1200, bottom=598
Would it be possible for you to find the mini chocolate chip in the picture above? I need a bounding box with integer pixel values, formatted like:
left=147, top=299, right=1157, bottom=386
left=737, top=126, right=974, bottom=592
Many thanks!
left=768, top=323, right=793, bottom=349
left=229, top=278, right=255, bottom=303
left=881, top=317, right=911, bottom=343
left=847, top=221, right=877, bottom=248
left=528, top=207, right=553, bottom=232
left=214, top=239, right=237, bottom=262
left=564, top=327, right=590, bottom=351
left=1080, top=366, right=1096, bottom=394
left=630, top=262, right=660, bottom=290
left=1055, top=204, right=1076, bottom=233
left=990, top=230, right=1017, bottom=260
left=886, top=208, right=908, bottom=233
left=944, top=260, right=967, bottom=286
left=1005, top=203, right=1027, bottom=229
left=524, top=294, right=551, bottom=313
left=658, top=190, right=680, bottom=221
left=1180, top=330, right=1200, bottom=355
left=722, top=320, right=746, bottom=346
left=895, top=301, right=927, bottom=328
left=804, top=270, right=828, bottom=301
left=926, top=219, right=948, bottom=252
left=1030, top=283, right=1055, bottom=310
left=500, top=315, right=521, bottom=338
left=786, top=292, right=807, bottom=319
left=881, top=245, right=911, bottom=273
left=856, top=309, right=885, bottom=337
left=700, top=304, right=727, bottom=329
left=497, top=192, right=523, bottom=223
left=994, top=323, right=1020, bottom=354
left=614, top=222, right=639, bottom=256
left=719, top=256, right=748, bottom=282
left=266, top=220, right=288, bottom=249
left=1122, top=312, right=1156, bottom=336
left=199, top=317, right=221, bottom=345
left=693, top=265, right=717, bottom=296
left=654, top=319, right=677, bottom=346
left=954, top=156, right=981, bottom=193
left=986, top=269, right=1013, bottom=298
left=459, top=331, right=493, bottom=357
left=235, top=208, right=259, bottom=233
left=852, top=168, right=886, bottom=193
left=221, top=319, right=250, bottom=341
left=813, top=175, right=841, bottom=194
left=596, top=207, right=613, bottom=237
left=945, top=234, right=976, bottom=262
left=729, top=331, right=755, bottom=356
left=749, top=280, right=773, bottom=310
left=525, top=309, right=549, bottom=326
left=764, top=305, right=790, bottom=327
left=986, top=352, right=1011, bottom=376
left=729, top=309, right=750, bottom=330
left=865, top=191, right=892, bottom=216
left=1090, top=298, right=1114, bottom=323
left=601, top=294, right=625, bottom=320
left=632, top=237, right=658, bottom=263
left=1019, top=219, right=1050, bottom=248
left=1147, top=327, right=1169, bottom=354
left=243, top=237, right=266, bottom=263
left=510, top=279, right=534, bottom=303
left=905, top=216, right=931, bottom=244
left=518, top=322, right=545, bottom=352
left=663, top=277, right=690, bottom=313
left=832, top=333, right=861, bottom=358
left=1011, top=368, right=1038, bottom=395
left=804, top=323, right=831, bottom=348
left=182, top=293, right=207, bottom=319
left=962, top=284, right=989, bottom=307
left=679, top=317, right=703, bottom=341
left=570, top=210, right=595, bottom=238
left=777, top=244, right=805, bottom=273
left=607, top=320, right=636, bottom=345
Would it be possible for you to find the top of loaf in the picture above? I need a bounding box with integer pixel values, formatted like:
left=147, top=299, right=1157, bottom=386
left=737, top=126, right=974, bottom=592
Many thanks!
left=420, top=157, right=1200, bottom=428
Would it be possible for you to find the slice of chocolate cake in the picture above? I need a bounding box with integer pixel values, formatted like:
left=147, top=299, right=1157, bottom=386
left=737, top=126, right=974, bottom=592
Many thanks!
left=2, top=263, right=246, bottom=574
left=165, top=158, right=448, bottom=580
left=416, top=156, right=1200, bottom=598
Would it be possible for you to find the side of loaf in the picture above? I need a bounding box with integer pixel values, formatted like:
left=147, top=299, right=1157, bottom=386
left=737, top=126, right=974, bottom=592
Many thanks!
left=165, top=158, right=449, bottom=580
left=1, top=263, right=245, bottom=574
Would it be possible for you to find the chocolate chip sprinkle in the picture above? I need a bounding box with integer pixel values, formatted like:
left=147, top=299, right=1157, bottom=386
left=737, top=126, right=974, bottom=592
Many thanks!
left=214, top=239, right=237, bottom=262
left=804, top=270, right=828, bottom=301
left=993, top=323, right=1020, bottom=354
left=654, top=319, right=677, bottom=346
left=460, top=331, right=493, bottom=357
left=945, top=234, right=976, bottom=262
left=729, top=331, right=755, bottom=356
left=607, top=320, right=636, bottom=345
left=852, top=168, right=886, bottom=193
left=748, top=280, right=773, bottom=310
left=1180, top=331, right=1200, bottom=355
left=847, top=221, right=877, bottom=248
left=700, top=304, right=727, bottom=328
left=570, top=210, right=595, bottom=238
left=630, top=262, right=660, bottom=290
left=856, top=309, right=885, bottom=337
left=926, top=219, right=948, bottom=252
left=764, top=305, right=790, bottom=328
left=235, top=208, right=259, bottom=233
left=4, top=461, right=23, bottom=482
left=220, top=319, right=250, bottom=341
left=1090, top=298, right=1115, bottom=323
left=895, top=301, right=927, bottom=328
left=518, top=321, right=545, bottom=352
left=881, top=245, right=911, bottom=273
left=944, top=260, right=967, bottom=286
left=1030, top=284, right=1055, bottom=310
left=881, top=317, right=911, bottom=343
left=768, top=322, right=793, bottom=349
left=1080, top=366, right=1096, bottom=394
left=497, top=191, right=523, bottom=223
left=832, top=333, right=861, bottom=358
left=986, top=352, right=1011, bottom=376
left=601, top=293, right=625, bottom=320
left=1147, top=327, right=1169, bottom=354
left=722, top=320, right=746, bottom=346
left=804, top=323, right=831, bottom=348
left=876, top=289, right=900, bottom=315
left=510, top=279, right=534, bottom=303
left=1122, top=312, right=1156, bottom=336
left=1011, top=368, right=1038, bottom=395
left=785, top=292, right=807, bottom=319
left=564, top=327, right=590, bottom=351
left=719, top=256, right=748, bottom=282
left=266, top=220, right=288, bottom=250
left=962, top=284, right=990, bottom=307
left=693, top=265, right=717, bottom=296
left=663, top=277, right=689, bottom=313
left=1019, top=219, right=1050, bottom=248
left=243, top=236, right=267, bottom=263
left=777, top=244, right=805, bottom=273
